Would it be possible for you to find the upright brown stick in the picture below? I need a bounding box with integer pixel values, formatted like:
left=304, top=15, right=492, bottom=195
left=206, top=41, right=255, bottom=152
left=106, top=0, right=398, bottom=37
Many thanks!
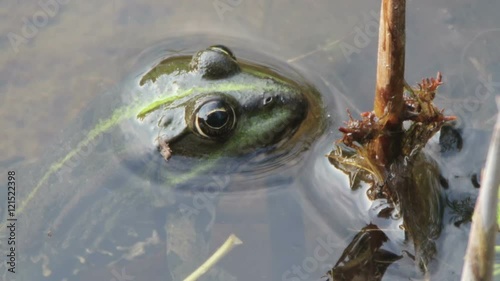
left=372, top=0, right=406, bottom=166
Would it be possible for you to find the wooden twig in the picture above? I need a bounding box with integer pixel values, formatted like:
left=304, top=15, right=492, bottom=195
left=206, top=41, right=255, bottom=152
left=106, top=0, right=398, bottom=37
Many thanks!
left=331, top=0, right=456, bottom=273
left=372, top=0, right=406, bottom=166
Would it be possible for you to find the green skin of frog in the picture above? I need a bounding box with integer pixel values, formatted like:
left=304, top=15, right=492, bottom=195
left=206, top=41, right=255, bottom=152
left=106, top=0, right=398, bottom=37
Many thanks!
left=17, top=45, right=309, bottom=214
left=6, top=45, right=312, bottom=279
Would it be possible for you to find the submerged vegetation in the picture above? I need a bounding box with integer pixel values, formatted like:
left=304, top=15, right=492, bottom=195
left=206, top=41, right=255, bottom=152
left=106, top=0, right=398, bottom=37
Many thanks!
left=328, top=73, right=454, bottom=275
left=325, top=0, right=500, bottom=280
left=324, top=0, right=472, bottom=279
left=331, top=72, right=454, bottom=195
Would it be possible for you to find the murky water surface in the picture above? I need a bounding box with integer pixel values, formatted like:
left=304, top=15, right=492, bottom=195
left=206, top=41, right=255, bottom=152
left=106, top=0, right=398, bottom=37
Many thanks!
left=0, top=0, right=498, bottom=280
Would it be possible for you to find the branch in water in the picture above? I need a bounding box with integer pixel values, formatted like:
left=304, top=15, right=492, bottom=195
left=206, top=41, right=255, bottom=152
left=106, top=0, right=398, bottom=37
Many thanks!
left=372, top=0, right=406, bottom=166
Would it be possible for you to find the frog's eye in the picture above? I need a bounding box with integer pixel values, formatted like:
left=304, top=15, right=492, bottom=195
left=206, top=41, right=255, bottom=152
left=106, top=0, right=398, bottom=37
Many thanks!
left=193, top=99, right=236, bottom=139
left=190, top=45, right=241, bottom=80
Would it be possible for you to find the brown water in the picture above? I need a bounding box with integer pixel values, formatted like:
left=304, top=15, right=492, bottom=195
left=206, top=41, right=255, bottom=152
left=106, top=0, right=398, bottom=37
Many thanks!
left=1, top=0, right=498, bottom=280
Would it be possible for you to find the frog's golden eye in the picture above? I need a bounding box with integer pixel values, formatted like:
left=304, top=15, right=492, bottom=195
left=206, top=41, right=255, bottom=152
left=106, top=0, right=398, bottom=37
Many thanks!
left=193, top=99, right=236, bottom=139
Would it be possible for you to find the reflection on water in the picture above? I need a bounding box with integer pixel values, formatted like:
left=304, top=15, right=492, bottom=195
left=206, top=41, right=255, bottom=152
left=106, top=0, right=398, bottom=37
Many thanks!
left=326, top=223, right=402, bottom=281
left=0, top=0, right=498, bottom=280
left=0, top=35, right=327, bottom=281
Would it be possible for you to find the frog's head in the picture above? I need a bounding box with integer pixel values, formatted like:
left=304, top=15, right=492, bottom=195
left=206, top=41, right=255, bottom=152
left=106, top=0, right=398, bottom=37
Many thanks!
left=137, top=45, right=310, bottom=159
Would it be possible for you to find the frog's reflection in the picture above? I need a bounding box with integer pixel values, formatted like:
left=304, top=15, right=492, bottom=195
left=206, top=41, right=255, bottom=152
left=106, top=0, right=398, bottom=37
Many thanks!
left=325, top=223, right=402, bottom=281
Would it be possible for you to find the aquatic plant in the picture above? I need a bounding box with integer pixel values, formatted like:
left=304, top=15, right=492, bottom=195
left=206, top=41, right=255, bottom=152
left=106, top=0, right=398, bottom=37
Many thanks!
left=327, top=0, right=499, bottom=280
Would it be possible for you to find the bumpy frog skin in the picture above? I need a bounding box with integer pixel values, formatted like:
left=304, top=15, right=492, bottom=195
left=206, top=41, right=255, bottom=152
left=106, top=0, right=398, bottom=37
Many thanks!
left=134, top=45, right=309, bottom=159
left=13, top=45, right=313, bottom=220
left=1, top=45, right=321, bottom=281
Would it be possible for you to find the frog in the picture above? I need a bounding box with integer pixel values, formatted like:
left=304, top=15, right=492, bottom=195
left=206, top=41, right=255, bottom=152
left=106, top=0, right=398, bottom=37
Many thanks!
left=0, top=44, right=324, bottom=281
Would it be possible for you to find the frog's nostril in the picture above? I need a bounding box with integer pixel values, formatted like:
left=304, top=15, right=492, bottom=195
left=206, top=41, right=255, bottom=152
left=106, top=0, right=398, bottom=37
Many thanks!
left=263, top=96, right=273, bottom=105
